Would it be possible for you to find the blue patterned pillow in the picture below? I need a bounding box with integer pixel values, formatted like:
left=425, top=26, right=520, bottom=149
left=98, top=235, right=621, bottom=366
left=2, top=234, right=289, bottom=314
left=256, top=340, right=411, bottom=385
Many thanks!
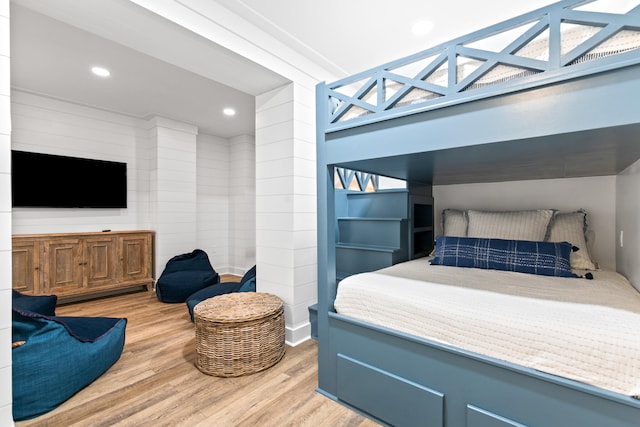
left=430, top=235, right=577, bottom=278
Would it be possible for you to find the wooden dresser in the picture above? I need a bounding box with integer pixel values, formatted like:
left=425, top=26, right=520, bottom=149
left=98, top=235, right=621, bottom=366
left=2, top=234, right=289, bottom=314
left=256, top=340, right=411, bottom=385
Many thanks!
left=12, top=230, right=155, bottom=301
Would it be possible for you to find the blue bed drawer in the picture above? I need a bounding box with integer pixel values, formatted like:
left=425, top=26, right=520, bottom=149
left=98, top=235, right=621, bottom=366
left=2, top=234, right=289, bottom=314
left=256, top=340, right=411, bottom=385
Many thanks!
left=337, top=354, right=444, bottom=427
left=467, top=405, right=528, bottom=427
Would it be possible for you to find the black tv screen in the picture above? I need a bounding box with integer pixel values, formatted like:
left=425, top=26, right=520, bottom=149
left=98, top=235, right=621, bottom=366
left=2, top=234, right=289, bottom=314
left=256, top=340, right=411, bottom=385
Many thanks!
left=11, top=150, right=127, bottom=208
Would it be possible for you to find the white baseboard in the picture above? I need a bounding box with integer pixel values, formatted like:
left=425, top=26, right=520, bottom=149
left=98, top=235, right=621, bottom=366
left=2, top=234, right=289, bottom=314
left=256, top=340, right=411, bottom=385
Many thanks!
left=286, top=322, right=311, bottom=347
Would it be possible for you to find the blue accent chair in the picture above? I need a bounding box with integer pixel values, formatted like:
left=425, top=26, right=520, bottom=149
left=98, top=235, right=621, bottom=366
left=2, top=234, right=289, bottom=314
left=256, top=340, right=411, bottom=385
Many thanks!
left=155, top=249, right=220, bottom=303
left=12, top=290, right=127, bottom=421
left=185, top=265, right=256, bottom=321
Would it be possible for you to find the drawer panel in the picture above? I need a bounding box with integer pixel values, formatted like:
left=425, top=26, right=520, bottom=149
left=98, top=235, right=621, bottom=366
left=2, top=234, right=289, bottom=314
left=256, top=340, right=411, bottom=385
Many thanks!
left=337, top=354, right=444, bottom=427
left=467, top=405, right=528, bottom=427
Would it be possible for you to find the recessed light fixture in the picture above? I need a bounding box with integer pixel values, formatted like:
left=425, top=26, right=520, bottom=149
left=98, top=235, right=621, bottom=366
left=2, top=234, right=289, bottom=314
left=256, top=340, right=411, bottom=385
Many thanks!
left=223, top=107, right=236, bottom=117
left=412, top=19, right=434, bottom=36
left=91, top=66, right=111, bottom=77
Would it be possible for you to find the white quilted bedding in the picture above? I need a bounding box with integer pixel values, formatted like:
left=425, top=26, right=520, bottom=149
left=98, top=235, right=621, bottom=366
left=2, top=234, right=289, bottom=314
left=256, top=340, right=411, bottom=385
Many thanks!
left=334, top=258, right=640, bottom=397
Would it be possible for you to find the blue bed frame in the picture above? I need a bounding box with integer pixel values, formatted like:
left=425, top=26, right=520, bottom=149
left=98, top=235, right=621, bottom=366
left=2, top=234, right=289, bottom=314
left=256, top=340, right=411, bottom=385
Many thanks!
left=315, top=1, right=640, bottom=426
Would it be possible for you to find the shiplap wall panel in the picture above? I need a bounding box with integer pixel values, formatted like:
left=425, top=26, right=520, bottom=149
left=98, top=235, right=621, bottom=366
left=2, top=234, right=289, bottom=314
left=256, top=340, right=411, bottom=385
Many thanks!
left=0, top=1, right=11, bottom=423
left=149, top=117, right=198, bottom=268
left=11, top=91, right=144, bottom=234
left=257, top=84, right=297, bottom=342
left=229, top=134, right=256, bottom=275
left=289, top=80, right=316, bottom=346
left=256, top=82, right=316, bottom=345
left=197, top=133, right=230, bottom=272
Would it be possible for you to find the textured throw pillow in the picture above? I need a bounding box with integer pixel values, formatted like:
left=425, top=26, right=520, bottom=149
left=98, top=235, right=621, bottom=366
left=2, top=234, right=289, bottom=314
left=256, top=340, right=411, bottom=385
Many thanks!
left=442, top=209, right=468, bottom=236
left=12, top=290, right=57, bottom=316
left=430, top=235, right=577, bottom=278
left=547, top=210, right=597, bottom=270
left=467, top=209, right=555, bottom=241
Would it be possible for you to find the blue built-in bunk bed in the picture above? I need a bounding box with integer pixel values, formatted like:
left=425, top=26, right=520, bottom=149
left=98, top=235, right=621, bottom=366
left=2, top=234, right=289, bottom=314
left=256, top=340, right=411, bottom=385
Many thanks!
left=315, top=1, right=640, bottom=426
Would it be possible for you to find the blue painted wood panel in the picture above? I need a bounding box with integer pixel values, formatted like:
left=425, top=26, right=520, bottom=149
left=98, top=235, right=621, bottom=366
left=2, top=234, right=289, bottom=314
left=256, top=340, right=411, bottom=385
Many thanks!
left=322, top=65, right=640, bottom=184
left=337, top=354, right=444, bottom=427
left=324, top=312, right=640, bottom=427
left=343, top=189, right=409, bottom=218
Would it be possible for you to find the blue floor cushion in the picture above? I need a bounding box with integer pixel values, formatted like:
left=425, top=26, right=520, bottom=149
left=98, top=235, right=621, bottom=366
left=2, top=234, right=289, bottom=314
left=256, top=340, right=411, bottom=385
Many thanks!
left=186, top=265, right=256, bottom=321
left=12, top=298, right=127, bottom=421
left=12, top=289, right=57, bottom=316
left=155, top=249, right=220, bottom=303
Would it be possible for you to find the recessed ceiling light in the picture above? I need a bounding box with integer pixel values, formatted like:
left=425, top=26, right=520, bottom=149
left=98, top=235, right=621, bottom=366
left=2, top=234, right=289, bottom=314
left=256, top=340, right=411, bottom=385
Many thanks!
left=91, top=66, right=111, bottom=77
left=223, top=108, right=236, bottom=116
left=412, top=19, right=434, bottom=36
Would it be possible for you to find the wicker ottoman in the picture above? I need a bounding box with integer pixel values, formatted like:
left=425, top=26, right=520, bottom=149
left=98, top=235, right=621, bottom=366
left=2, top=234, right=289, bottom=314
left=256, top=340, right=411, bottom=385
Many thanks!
left=194, top=292, right=285, bottom=377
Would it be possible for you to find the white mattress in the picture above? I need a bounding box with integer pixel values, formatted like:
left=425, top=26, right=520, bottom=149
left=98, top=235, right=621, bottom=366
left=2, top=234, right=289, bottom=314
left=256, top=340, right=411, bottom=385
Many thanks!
left=334, top=259, right=640, bottom=397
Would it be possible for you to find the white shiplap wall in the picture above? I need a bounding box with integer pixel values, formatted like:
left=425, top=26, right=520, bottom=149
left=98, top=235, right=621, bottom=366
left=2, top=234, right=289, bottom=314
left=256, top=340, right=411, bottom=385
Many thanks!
left=146, top=116, right=198, bottom=269
left=0, top=1, right=12, bottom=424
left=10, top=91, right=251, bottom=275
left=196, top=133, right=231, bottom=272
left=256, top=82, right=316, bottom=345
left=10, top=91, right=148, bottom=234
left=229, top=134, right=256, bottom=275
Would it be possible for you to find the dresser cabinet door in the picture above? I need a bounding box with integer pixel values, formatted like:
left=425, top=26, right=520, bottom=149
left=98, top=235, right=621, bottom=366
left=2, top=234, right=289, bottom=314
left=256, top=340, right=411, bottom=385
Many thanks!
left=43, top=238, right=84, bottom=294
left=119, top=233, right=152, bottom=284
left=85, top=236, right=118, bottom=289
left=12, top=239, right=40, bottom=295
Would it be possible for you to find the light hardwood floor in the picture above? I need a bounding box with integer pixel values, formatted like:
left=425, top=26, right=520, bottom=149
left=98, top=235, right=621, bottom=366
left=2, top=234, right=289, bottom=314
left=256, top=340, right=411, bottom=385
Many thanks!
left=15, top=280, right=380, bottom=427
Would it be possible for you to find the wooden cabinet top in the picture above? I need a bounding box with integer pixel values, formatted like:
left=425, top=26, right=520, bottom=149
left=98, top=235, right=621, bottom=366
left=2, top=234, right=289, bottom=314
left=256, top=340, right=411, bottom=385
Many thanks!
left=13, top=230, right=155, bottom=239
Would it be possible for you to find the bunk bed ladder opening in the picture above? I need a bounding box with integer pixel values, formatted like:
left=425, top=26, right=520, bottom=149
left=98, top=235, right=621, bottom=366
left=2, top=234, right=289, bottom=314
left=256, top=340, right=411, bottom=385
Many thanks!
left=309, top=178, right=433, bottom=340
left=334, top=183, right=433, bottom=281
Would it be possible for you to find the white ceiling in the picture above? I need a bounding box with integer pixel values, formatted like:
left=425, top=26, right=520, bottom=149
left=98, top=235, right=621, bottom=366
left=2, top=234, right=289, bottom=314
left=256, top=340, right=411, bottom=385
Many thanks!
left=238, top=0, right=559, bottom=76
left=10, top=0, right=564, bottom=139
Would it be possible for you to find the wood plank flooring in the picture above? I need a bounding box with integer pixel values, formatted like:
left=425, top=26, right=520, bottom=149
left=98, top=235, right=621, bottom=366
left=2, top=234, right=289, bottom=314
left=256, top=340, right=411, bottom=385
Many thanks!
left=15, top=282, right=380, bottom=427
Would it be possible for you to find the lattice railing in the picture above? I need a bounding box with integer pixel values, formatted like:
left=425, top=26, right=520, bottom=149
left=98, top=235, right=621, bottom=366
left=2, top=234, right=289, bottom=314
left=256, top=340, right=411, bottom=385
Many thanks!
left=335, top=168, right=378, bottom=192
left=324, top=0, right=640, bottom=131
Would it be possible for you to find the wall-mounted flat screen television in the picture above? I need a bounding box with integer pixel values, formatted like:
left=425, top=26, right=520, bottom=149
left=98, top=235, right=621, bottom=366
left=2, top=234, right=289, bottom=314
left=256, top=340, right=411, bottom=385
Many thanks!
left=11, top=150, right=127, bottom=208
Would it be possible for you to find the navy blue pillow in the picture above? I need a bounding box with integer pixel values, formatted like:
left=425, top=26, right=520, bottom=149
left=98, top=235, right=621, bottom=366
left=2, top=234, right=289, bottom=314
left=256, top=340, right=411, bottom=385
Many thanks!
left=12, top=290, right=57, bottom=316
left=430, top=235, right=577, bottom=278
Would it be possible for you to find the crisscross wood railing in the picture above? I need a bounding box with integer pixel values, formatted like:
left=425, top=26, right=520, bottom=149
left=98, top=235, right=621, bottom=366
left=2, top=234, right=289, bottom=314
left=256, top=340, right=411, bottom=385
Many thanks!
left=335, top=168, right=378, bottom=192
left=323, top=0, right=640, bottom=132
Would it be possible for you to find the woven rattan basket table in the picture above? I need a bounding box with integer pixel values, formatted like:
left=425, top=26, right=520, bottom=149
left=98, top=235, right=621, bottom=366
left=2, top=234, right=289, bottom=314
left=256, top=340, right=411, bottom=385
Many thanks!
left=194, top=292, right=285, bottom=377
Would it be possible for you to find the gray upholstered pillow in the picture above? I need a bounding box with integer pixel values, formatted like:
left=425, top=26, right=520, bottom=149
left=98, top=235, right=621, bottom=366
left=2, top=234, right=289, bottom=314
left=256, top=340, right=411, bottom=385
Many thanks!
left=442, top=209, right=467, bottom=236
left=547, top=210, right=597, bottom=270
left=467, top=209, right=555, bottom=241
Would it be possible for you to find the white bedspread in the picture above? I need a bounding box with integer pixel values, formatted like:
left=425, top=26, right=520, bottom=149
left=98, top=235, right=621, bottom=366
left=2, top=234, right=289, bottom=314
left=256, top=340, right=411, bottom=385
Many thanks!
left=334, top=259, right=640, bottom=397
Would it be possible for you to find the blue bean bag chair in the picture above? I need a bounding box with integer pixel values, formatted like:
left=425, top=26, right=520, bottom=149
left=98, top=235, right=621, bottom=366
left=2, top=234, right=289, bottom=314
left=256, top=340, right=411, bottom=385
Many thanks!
left=155, top=249, right=220, bottom=303
left=186, top=265, right=256, bottom=321
left=12, top=290, right=127, bottom=421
